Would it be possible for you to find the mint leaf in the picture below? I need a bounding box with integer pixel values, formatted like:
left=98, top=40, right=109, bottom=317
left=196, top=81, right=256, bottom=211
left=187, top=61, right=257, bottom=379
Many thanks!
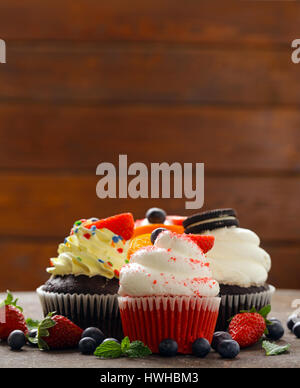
left=94, top=341, right=122, bottom=359
left=26, top=318, right=40, bottom=330
left=262, top=340, right=290, bottom=356
left=121, top=336, right=130, bottom=353
left=126, top=341, right=152, bottom=358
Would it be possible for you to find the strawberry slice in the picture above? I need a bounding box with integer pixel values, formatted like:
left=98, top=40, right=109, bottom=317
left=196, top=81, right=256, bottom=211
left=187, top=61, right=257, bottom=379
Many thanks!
left=187, top=235, right=215, bottom=254
left=166, top=215, right=186, bottom=226
left=87, top=213, right=134, bottom=241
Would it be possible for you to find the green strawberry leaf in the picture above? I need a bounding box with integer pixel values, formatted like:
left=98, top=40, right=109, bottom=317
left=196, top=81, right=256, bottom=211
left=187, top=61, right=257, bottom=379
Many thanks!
left=259, top=305, right=271, bottom=318
left=262, top=340, right=290, bottom=356
left=94, top=341, right=123, bottom=359
left=0, top=290, right=23, bottom=312
left=35, top=312, right=56, bottom=350
left=125, top=341, right=152, bottom=358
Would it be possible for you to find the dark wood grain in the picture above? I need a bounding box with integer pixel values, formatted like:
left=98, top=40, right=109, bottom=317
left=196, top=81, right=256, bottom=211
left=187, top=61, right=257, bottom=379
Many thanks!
left=0, top=0, right=298, bottom=45
left=1, top=104, right=300, bottom=172
left=0, top=44, right=297, bottom=104
left=0, top=174, right=299, bottom=241
left=0, top=240, right=298, bottom=291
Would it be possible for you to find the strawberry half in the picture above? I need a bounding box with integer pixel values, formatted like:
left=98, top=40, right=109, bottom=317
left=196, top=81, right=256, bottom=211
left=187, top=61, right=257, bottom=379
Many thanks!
left=0, top=291, right=28, bottom=340
left=187, top=235, right=215, bottom=254
left=30, top=312, right=83, bottom=350
left=87, top=213, right=134, bottom=241
left=229, top=305, right=272, bottom=348
left=166, top=215, right=186, bottom=226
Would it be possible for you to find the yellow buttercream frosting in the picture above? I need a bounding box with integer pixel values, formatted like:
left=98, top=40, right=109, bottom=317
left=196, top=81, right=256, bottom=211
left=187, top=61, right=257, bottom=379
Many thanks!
left=47, top=219, right=129, bottom=279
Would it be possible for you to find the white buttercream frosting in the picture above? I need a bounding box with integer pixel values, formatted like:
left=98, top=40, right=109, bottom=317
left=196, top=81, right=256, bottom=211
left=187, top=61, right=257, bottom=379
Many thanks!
left=203, top=227, right=271, bottom=287
left=118, top=231, right=219, bottom=297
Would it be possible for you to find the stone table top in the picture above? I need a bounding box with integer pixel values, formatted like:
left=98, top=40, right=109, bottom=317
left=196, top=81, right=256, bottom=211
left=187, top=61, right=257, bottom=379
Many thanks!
left=0, top=290, right=299, bottom=368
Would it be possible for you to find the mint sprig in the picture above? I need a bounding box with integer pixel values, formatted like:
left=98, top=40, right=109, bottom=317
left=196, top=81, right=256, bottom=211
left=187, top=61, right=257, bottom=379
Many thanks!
left=94, top=337, right=151, bottom=359
left=262, top=340, right=290, bottom=356
left=26, top=318, right=40, bottom=331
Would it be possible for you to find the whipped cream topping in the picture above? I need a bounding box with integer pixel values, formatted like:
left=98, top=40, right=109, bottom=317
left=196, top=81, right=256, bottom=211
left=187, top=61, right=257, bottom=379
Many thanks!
left=47, top=219, right=128, bottom=279
left=118, top=231, right=219, bottom=297
left=203, top=227, right=271, bottom=287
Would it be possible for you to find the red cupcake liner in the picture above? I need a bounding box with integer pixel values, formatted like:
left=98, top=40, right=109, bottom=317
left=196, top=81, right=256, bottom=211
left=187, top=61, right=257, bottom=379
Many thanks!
left=118, top=296, right=220, bottom=354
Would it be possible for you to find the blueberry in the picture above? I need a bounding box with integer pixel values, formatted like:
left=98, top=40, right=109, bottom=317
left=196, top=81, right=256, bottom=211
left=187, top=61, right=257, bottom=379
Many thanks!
left=101, top=338, right=120, bottom=345
left=211, top=331, right=232, bottom=351
left=146, top=208, right=166, bottom=224
left=159, top=339, right=178, bottom=357
left=217, top=340, right=240, bottom=359
left=79, top=337, right=97, bottom=355
left=151, top=228, right=167, bottom=244
left=293, top=322, right=300, bottom=338
left=287, top=314, right=300, bottom=331
left=81, top=327, right=105, bottom=346
left=192, top=338, right=211, bottom=358
left=7, top=330, right=26, bottom=350
left=266, top=319, right=284, bottom=341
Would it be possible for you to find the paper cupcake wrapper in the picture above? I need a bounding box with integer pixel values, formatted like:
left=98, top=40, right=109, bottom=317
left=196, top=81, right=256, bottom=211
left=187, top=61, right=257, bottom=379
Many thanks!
left=118, top=295, right=221, bottom=354
left=36, top=286, right=123, bottom=340
left=215, top=285, right=276, bottom=331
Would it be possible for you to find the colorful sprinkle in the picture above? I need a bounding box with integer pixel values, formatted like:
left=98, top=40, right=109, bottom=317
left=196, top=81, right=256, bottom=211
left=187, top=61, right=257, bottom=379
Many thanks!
left=77, top=257, right=82, bottom=262
left=64, top=238, right=68, bottom=244
left=112, top=236, right=119, bottom=243
left=125, top=259, right=129, bottom=264
left=74, top=220, right=82, bottom=226
left=107, top=261, right=113, bottom=267
left=84, top=233, right=91, bottom=240
left=153, top=280, right=157, bottom=285
left=114, top=269, right=120, bottom=277
left=117, top=248, right=123, bottom=254
left=98, top=259, right=104, bottom=263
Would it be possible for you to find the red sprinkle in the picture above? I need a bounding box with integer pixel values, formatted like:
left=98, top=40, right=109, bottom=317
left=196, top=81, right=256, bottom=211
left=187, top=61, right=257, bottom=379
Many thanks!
left=84, top=233, right=91, bottom=240
left=117, top=248, right=123, bottom=253
left=114, top=269, right=120, bottom=277
left=153, top=280, right=157, bottom=285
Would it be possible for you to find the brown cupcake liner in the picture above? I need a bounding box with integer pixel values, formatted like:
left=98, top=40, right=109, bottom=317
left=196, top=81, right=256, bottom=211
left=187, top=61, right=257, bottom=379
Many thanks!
left=36, top=286, right=123, bottom=340
left=215, top=285, right=275, bottom=331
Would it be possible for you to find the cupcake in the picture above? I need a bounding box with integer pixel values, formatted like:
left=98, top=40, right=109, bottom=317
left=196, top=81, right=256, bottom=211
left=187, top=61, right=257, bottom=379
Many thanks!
left=37, top=213, right=134, bottom=339
left=183, top=209, right=274, bottom=330
left=118, top=230, right=220, bottom=354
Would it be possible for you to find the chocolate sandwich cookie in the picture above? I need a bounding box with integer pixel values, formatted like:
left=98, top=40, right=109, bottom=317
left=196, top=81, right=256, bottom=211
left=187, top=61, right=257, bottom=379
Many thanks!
left=183, top=208, right=239, bottom=234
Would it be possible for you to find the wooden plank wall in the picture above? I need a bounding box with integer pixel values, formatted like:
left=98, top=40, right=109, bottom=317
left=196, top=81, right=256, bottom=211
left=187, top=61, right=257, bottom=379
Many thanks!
left=0, top=0, right=299, bottom=290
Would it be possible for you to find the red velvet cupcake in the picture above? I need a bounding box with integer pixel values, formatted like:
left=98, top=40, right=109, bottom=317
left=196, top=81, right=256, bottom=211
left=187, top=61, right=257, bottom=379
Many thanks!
left=118, top=231, right=220, bottom=354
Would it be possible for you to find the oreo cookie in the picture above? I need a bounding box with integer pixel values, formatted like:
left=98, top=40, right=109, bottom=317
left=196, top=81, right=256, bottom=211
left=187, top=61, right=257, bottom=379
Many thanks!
left=183, top=208, right=239, bottom=234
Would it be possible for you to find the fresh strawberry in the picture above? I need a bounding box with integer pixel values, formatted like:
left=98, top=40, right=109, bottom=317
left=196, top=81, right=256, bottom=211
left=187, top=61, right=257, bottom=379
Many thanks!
left=187, top=235, right=215, bottom=253
left=0, top=291, right=28, bottom=340
left=87, top=213, right=134, bottom=240
left=166, top=215, right=186, bottom=226
left=30, top=313, right=83, bottom=350
left=229, top=305, right=272, bottom=348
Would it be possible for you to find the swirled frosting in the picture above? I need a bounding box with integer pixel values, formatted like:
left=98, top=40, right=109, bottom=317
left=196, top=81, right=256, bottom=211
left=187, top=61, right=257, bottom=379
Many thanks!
left=203, top=227, right=271, bottom=287
left=47, top=218, right=128, bottom=279
left=118, top=231, right=219, bottom=297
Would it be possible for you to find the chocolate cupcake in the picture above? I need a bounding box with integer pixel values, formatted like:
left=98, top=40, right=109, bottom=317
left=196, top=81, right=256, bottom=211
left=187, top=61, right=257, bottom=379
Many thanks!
left=184, top=209, right=274, bottom=330
left=37, top=213, right=134, bottom=339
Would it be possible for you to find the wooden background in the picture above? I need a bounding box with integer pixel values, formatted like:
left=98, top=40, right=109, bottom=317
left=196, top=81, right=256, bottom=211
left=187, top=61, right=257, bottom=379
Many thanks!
left=0, top=0, right=299, bottom=291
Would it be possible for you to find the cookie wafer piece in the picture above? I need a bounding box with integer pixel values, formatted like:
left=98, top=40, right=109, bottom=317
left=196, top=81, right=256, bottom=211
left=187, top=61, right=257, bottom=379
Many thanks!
left=184, top=208, right=239, bottom=234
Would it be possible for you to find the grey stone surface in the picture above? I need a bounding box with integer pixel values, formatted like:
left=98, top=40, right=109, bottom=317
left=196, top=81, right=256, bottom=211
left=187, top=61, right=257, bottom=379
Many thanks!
left=0, top=290, right=299, bottom=368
